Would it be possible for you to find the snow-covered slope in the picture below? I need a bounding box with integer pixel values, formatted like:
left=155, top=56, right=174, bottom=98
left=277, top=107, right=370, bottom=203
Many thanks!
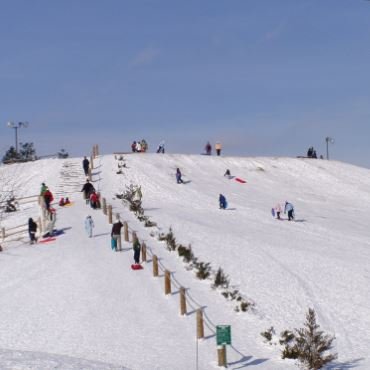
left=0, top=154, right=369, bottom=369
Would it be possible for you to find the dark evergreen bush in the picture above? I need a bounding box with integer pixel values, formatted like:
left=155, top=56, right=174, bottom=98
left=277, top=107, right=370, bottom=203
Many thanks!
left=194, top=261, right=211, bottom=280
left=212, top=267, right=229, bottom=289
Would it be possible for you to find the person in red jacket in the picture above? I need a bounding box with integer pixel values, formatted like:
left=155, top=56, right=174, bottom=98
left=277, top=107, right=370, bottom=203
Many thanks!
left=43, top=188, right=54, bottom=210
left=89, top=191, right=100, bottom=209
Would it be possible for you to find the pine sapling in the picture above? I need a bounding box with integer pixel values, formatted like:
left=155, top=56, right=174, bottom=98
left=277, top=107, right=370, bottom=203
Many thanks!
left=212, top=267, right=230, bottom=289
left=282, top=308, right=337, bottom=369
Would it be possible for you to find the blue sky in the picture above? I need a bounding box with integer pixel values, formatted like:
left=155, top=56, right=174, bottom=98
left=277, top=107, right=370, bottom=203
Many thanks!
left=0, top=0, right=369, bottom=167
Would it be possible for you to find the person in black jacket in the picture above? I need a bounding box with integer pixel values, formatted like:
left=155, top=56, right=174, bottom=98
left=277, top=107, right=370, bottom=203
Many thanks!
left=81, top=180, right=95, bottom=203
left=28, top=218, right=38, bottom=244
left=111, top=219, right=123, bottom=251
left=82, top=156, right=90, bottom=176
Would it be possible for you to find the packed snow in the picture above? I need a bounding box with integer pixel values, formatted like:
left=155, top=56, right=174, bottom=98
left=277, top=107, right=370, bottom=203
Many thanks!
left=0, top=153, right=369, bottom=369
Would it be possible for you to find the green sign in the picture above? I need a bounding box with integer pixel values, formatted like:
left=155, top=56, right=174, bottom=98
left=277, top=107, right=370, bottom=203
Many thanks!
left=216, top=325, right=231, bottom=345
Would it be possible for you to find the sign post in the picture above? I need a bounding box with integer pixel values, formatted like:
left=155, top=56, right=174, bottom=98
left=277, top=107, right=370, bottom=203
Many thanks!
left=216, top=325, right=231, bottom=368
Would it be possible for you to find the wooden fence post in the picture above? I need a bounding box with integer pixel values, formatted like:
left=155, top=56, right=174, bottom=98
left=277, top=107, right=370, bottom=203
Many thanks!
left=124, top=221, right=129, bottom=242
left=217, top=345, right=227, bottom=368
left=90, top=155, right=94, bottom=170
left=1, top=227, right=5, bottom=241
left=37, top=217, right=42, bottom=233
left=165, top=270, right=171, bottom=295
left=108, top=205, right=113, bottom=224
left=196, top=309, right=204, bottom=339
left=141, top=242, right=147, bottom=262
left=152, top=255, right=159, bottom=277
left=180, top=287, right=187, bottom=315
left=102, top=197, right=107, bottom=215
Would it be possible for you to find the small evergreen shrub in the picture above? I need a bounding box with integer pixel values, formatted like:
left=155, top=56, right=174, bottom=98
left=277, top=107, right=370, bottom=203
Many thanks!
left=239, top=300, right=253, bottom=312
left=279, top=330, right=295, bottom=346
left=261, top=327, right=275, bottom=343
left=177, top=244, right=194, bottom=263
left=212, top=267, right=230, bottom=289
left=194, top=261, right=212, bottom=280
left=281, top=308, right=337, bottom=369
left=144, top=219, right=157, bottom=227
left=165, top=227, right=177, bottom=251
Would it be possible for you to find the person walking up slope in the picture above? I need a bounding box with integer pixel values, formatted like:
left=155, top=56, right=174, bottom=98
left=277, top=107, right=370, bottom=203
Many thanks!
left=275, top=203, right=282, bottom=219
left=284, top=201, right=295, bottom=221
left=81, top=180, right=95, bottom=204
left=85, top=215, right=94, bottom=238
left=219, top=194, right=227, bottom=209
left=176, top=168, right=184, bottom=184
left=82, top=156, right=90, bottom=176
left=111, top=218, right=123, bottom=251
left=133, top=238, right=141, bottom=265
left=28, top=218, right=38, bottom=244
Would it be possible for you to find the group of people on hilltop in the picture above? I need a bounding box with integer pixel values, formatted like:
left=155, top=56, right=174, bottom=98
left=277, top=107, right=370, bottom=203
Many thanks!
left=307, top=146, right=317, bottom=158
left=131, top=140, right=148, bottom=153
left=204, top=141, right=222, bottom=156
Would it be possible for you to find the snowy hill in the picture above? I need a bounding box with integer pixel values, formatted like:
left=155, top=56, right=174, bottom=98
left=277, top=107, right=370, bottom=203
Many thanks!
left=0, top=154, right=369, bottom=369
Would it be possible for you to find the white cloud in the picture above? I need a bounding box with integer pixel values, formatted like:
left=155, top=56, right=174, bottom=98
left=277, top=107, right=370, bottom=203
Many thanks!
left=129, top=47, right=160, bottom=67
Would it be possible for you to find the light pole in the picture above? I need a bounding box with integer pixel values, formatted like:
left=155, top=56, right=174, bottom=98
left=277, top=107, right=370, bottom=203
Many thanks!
left=325, top=136, right=334, bottom=160
left=7, top=121, right=28, bottom=154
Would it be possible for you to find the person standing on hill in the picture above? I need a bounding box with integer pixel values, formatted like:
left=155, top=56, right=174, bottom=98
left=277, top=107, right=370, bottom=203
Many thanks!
left=157, top=141, right=165, bottom=153
left=215, top=142, right=222, bottom=156
left=28, top=218, right=38, bottom=244
left=40, top=183, right=47, bottom=195
left=43, top=188, right=54, bottom=210
left=284, top=201, right=295, bottom=221
left=85, top=215, right=94, bottom=238
left=219, top=194, right=227, bottom=209
left=275, top=203, right=282, bottom=219
left=82, top=156, right=90, bottom=176
left=111, top=219, right=123, bottom=251
left=176, top=168, right=184, bottom=184
left=133, top=238, right=141, bottom=265
left=205, top=141, right=212, bottom=155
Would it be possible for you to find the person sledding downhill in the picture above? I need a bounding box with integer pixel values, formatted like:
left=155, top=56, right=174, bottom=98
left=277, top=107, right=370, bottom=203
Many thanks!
left=219, top=194, right=227, bottom=209
left=284, top=201, right=295, bottom=221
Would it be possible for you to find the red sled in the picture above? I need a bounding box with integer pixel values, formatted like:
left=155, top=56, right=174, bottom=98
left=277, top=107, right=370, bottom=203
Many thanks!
left=39, top=237, right=56, bottom=243
left=235, top=178, right=247, bottom=183
left=131, top=264, right=143, bottom=270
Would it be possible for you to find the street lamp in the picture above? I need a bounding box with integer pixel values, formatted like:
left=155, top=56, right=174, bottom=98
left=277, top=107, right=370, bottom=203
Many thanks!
left=7, top=121, right=29, bottom=154
left=325, top=136, right=334, bottom=160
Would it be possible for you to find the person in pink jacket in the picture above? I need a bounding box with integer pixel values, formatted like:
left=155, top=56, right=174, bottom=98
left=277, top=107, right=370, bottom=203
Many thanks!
left=275, top=203, right=282, bottom=219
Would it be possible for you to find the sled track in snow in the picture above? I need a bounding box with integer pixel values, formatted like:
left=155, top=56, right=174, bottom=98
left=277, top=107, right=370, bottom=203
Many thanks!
left=0, top=349, right=129, bottom=370
left=55, top=160, right=86, bottom=198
